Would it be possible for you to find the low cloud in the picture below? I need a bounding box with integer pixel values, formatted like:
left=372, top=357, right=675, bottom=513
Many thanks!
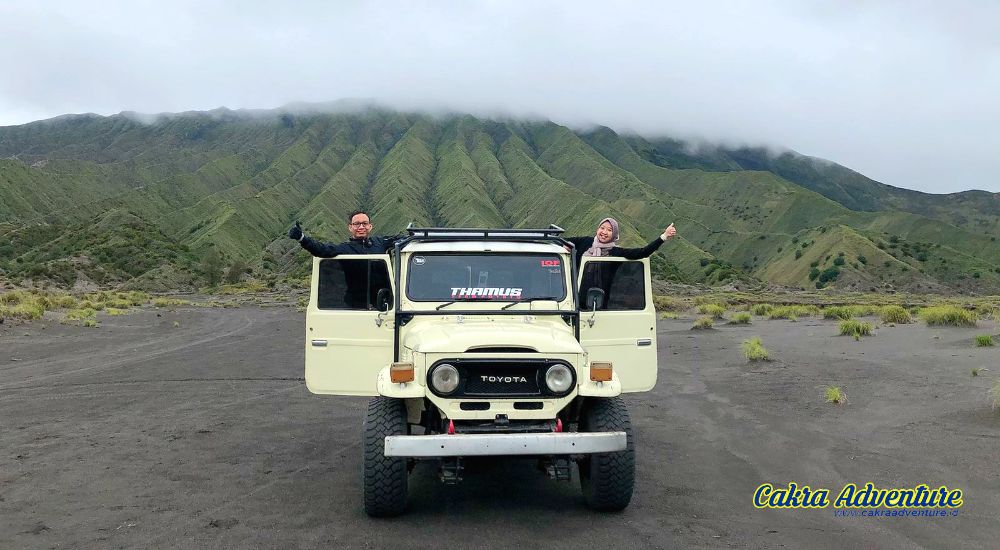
left=1, top=1, right=997, bottom=193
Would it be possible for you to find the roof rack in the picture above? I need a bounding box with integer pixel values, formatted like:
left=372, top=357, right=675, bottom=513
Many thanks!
left=404, top=223, right=565, bottom=240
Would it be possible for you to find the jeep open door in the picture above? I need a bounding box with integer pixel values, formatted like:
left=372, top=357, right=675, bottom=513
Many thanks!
left=577, top=257, right=657, bottom=392
left=305, top=255, right=395, bottom=395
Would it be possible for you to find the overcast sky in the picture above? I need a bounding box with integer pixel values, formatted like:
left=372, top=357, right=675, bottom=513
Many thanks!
left=1, top=1, right=997, bottom=194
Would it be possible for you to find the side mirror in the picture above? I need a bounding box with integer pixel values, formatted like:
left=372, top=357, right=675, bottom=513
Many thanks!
left=585, top=287, right=605, bottom=328
left=376, top=288, right=392, bottom=312
left=585, top=287, right=605, bottom=312
left=375, top=288, right=392, bottom=327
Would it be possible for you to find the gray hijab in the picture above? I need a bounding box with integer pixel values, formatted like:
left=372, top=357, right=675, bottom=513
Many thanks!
left=584, top=217, right=620, bottom=257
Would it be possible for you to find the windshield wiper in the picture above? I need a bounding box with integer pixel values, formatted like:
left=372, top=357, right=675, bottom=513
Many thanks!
left=435, top=299, right=484, bottom=310
left=500, top=297, right=561, bottom=310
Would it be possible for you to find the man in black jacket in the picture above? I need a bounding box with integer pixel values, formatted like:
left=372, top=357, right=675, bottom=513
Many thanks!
left=288, top=210, right=401, bottom=256
left=288, top=210, right=399, bottom=309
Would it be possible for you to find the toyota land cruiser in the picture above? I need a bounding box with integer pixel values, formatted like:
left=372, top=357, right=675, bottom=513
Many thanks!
left=304, top=225, right=658, bottom=516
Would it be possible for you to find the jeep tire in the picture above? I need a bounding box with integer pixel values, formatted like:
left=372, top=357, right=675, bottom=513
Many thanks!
left=363, top=397, right=408, bottom=517
left=578, top=397, right=635, bottom=511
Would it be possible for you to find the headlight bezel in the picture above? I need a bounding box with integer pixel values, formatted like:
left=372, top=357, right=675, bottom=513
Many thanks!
left=544, top=363, right=574, bottom=395
left=429, top=363, right=460, bottom=395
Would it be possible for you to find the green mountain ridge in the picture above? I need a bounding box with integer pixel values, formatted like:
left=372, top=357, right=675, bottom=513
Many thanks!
left=1, top=105, right=998, bottom=293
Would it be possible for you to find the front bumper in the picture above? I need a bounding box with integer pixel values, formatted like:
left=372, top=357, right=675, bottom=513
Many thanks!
left=384, top=432, right=626, bottom=457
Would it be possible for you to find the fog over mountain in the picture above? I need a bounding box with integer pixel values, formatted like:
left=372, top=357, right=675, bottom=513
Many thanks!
left=1, top=1, right=998, bottom=194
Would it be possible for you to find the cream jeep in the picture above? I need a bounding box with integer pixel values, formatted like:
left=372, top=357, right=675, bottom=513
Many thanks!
left=304, top=226, right=658, bottom=516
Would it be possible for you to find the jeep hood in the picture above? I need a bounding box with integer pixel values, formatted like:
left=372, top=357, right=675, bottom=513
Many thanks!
left=401, top=321, right=584, bottom=354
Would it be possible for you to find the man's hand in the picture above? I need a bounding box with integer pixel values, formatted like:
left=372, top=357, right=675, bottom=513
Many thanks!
left=661, top=223, right=677, bottom=241
left=288, top=221, right=303, bottom=241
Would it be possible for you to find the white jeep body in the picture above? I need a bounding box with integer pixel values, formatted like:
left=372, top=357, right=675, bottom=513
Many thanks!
left=302, top=227, right=658, bottom=514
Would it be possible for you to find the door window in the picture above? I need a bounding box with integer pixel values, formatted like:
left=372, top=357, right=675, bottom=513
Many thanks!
left=318, top=259, right=392, bottom=310
left=578, top=261, right=646, bottom=311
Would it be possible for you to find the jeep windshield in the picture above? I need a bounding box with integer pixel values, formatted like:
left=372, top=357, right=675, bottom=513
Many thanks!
left=406, top=253, right=567, bottom=303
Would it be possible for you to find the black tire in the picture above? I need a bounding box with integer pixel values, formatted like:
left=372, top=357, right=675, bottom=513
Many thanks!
left=578, top=397, right=635, bottom=511
left=363, top=397, right=408, bottom=517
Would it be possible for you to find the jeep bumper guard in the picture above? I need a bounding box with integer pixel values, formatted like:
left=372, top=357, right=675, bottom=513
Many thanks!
left=384, top=432, right=626, bottom=457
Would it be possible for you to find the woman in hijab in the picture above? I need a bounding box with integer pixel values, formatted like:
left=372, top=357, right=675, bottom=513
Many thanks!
left=566, top=218, right=676, bottom=309
left=565, top=217, right=677, bottom=265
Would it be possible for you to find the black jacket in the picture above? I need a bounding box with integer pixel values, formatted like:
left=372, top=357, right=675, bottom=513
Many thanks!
left=565, top=236, right=665, bottom=265
left=299, top=234, right=402, bottom=257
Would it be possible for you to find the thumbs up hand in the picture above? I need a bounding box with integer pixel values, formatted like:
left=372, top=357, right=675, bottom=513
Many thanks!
left=661, top=223, right=676, bottom=241
left=288, top=221, right=303, bottom=241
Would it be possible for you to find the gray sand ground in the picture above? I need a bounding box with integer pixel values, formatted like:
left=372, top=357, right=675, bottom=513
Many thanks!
left=1, top=306, right=998, bottom=549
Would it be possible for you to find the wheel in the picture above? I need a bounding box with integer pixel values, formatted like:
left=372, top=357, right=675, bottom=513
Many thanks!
left=363, top=397, right=408, bottom=517
left=577, top=397, right=635, bottom=511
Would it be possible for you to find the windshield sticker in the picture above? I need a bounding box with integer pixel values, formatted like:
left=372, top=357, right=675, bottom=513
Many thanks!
left=540, top=259, right=560, bottom=267
left=450, top=287, right=523, bottom=299
left=413, top=257, right=425, bottom=266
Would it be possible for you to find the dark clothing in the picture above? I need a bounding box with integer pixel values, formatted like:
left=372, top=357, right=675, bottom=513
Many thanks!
left=302, top=234, right=399, bottom=309
left=567, top=236, right=664, bottom=310
left=565, top=236, right=665, bottom=265
left=299, top=234, right=402, bottom=257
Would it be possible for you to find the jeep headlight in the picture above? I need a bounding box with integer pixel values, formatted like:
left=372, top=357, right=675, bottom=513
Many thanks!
left=544, top=364, right=573, bottom=394
left=430, top=364, right=460, bottom=394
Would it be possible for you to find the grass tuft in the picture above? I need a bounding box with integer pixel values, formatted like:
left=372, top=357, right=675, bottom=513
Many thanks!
left=839, top=319, right=873, bottom=339
left=659, top=311, right=678, bottom=319
left=730, top=312, right=751, bottom=324
left=975, top=335, right=994, bottom=347
left=920, top=305, right=977, bottom=327
left=64, top=308, right=97, bottom=321
left=825, top=386, right=847, bottom=404
left=880, top=305, right=911, bottom=324
left=769, top=305, right=819, bottom=320
left=750, top=303, right=773, bottom=316
left=692, top=316, right=714, bottom=330
left=742, top=337, right=769, bottom=361
left=697, top=304, right=726, bottom=318
left=653, top=295, right=683, bottom=311
left=153, top=297, right=190, bottom=308
left=81, top=318, right=98, bottom=328
left=823, top=306, right=854, bottom=320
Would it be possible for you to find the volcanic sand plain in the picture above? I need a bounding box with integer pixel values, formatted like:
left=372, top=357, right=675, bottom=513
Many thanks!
left=1, top=304, right=998, bottom=549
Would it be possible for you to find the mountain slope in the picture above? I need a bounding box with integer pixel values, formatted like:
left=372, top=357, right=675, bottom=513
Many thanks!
left=1, top=105, right=997, bottom=292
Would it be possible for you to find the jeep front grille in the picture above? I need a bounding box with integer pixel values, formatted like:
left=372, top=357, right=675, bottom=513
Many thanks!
left=427, top=359, right=574, bottom=398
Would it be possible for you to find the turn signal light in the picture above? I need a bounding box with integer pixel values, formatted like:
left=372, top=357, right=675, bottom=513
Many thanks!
left=590, top=361, right=613, bottom=382
left=390, top=362, right=415, bottom=383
